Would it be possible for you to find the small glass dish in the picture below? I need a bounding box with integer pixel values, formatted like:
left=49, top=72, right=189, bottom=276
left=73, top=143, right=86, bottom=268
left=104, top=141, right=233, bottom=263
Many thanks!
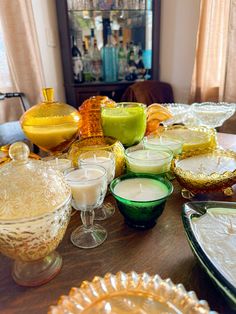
left=110, top=173, right=173, bottom=229
left=172, top=148, right=236, bottom=198
left=162, top=103, right=191, bottom=126
left=160, top=125, right=217, bottom=153
left=183, top=201, right=236, bottom=307
left=191, top=102, right=236, bottom=128
left=48, top=271, right=213, bottom=314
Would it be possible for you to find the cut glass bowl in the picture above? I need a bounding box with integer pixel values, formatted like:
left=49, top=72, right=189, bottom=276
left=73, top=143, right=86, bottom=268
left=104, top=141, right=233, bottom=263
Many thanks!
left=191, top=102, right=236, bottom=128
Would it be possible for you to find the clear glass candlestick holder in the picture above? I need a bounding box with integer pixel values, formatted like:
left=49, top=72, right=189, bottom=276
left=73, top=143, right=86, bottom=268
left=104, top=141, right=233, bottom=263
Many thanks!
left=65, top=165, right=108, bottom=249
left=79, top=150, right=116, bottom=220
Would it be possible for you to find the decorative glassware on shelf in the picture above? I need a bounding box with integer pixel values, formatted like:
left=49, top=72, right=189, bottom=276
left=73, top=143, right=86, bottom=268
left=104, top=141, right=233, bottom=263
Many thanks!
left=0, top=142, right=72, bottom=286
left=20, top=88, right=82, bottom=155
left=68, top=136, right=125, bottom=177
left=191, top=102, right=236, bottom=128
left=49, top=271, right=213, bottom=314
left=79, top=150, right=116, bottom=220
left=101, top=102, right=147, bottom=147
left=79, top=95, right=116, bottom=139
left=172, top=148, right=236, bottom=199
left=65, top=165, right=107, bottom=249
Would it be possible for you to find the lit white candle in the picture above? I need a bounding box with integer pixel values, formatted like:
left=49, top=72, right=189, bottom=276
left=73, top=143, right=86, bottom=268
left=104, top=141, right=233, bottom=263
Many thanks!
left=144, top=136, right=182, bottom=156
left=114, top=178, right=169, bottom=201
left=65, top=166, right=107, bottom=210
left=45, top=158, right=72, bottom=172
left=125, top=149, right=172, bottom=174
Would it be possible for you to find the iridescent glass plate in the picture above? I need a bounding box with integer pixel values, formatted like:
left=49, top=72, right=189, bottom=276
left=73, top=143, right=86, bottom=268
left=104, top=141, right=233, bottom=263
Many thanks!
left=49, top=271, right=213, bottom=313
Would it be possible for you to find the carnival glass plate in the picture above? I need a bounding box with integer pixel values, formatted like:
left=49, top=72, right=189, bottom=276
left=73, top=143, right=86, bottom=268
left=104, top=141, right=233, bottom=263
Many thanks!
left=172, top=148, right=236, bottom=197
left=48, top=271, right=214, bottom=314
left=182, top=201, right=236, bottom=307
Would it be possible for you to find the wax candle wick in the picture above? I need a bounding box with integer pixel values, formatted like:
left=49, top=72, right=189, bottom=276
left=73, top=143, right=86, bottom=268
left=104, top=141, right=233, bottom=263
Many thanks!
left=160, top=136, right=163, bottom=144
left=93, top=154, right=97, bottom=162
left=139, top=183, right=143, bottom=193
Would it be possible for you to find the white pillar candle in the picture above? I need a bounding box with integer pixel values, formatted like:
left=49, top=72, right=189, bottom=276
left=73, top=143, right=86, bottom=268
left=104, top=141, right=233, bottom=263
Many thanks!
left=65, top=167, right=107, bottom=210
left=126, top=149, right=172, bottom=174
left=79, top=155, right=115, bottom=183
left=45, top=158, right=72, bottom=172
left=144, top=136, right=182, bottom=155
left=114, top=178, right=169, bottom=201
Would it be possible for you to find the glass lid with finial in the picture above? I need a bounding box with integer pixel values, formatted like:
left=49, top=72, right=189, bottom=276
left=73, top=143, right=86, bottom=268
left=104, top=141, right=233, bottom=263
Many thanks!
left=20, top=87, right=82, bottom=155
left=0, top=142, right=72, bottom=287
left=0, top=142, right=71, bottom=220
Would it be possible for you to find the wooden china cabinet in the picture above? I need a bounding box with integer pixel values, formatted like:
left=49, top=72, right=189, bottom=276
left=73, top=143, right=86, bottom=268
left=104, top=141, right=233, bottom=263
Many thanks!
left=56, top=0, right=161, bottom=107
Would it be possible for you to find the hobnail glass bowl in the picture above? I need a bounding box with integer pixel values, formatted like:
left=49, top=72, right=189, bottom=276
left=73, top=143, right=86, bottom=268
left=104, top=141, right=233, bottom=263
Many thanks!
left=48, top=271, right=213, bottom=314
left=0, top=142, right=72, bottom=286
left=191, top=102, right=236, bottom=128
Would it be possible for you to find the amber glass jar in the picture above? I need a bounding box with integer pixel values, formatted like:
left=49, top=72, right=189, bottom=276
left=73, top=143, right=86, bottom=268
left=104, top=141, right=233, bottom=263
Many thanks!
left=20, top=88, right=82, bottom=154
left=79, top=96, right=116, bottom=138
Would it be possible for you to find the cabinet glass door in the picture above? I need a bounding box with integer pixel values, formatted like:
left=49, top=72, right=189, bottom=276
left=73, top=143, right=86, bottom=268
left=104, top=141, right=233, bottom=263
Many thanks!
left=67, top=0, right=153, bottom=84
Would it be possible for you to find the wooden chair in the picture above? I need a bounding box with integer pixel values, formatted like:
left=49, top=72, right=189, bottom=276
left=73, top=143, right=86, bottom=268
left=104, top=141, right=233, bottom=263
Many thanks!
left=121, top=81, right=174, bottom=106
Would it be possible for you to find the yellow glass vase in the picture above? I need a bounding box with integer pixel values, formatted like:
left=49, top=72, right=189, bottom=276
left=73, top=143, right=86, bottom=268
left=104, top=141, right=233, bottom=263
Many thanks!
left=20, top=88, right=82, bottom=154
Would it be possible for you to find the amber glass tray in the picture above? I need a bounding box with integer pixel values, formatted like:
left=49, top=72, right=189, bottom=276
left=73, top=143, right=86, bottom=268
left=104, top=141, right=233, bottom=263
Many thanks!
left=49, top=271, right=213, bottom=314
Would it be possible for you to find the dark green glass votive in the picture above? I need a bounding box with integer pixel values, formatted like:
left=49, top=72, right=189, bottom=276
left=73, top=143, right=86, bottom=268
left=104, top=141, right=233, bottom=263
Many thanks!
left=110, top=173, right=173, bottom=229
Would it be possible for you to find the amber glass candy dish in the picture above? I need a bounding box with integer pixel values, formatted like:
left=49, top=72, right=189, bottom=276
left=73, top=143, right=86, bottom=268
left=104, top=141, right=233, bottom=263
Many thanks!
left=172, top=148, right=236, bottom=198
left=20, top=88, right=82, bottom=154
left=0, top=142, right=72, bottom=286
left=49, top=271, right=213, bottom=314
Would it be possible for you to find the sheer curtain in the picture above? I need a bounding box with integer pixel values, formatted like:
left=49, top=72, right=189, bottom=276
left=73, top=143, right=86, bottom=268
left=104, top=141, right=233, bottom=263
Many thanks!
left=190, top=0, right=231, bottom=102
left=0, top=0, right=45, bottom=123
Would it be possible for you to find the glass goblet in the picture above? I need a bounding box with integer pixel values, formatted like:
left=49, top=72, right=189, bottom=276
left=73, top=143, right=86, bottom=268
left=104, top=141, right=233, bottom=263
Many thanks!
left=65, top=165, right=107, bottom=249
left=78, top=150, right=116, bottom=220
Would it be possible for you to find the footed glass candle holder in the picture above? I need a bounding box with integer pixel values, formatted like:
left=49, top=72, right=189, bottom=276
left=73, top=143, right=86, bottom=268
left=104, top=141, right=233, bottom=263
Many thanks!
left=110, top=173, right=173, bottom=229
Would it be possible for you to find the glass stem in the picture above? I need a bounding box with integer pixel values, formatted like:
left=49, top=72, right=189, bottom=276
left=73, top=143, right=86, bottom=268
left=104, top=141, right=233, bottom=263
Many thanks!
left=80, top=210, right=94, bottom=230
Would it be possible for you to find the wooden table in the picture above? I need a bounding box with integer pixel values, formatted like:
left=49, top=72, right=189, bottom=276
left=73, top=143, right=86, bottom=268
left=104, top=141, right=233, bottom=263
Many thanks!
left=1, top=133, right=236, bottom=314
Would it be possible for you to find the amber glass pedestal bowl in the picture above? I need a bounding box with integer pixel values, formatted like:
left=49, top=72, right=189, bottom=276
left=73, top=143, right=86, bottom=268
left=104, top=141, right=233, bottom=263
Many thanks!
left=172, top=148, right=236, bottom=199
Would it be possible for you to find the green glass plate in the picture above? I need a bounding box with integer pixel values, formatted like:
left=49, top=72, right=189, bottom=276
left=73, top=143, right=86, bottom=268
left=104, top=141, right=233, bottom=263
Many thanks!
left=182, top=201, right=236, bottom=308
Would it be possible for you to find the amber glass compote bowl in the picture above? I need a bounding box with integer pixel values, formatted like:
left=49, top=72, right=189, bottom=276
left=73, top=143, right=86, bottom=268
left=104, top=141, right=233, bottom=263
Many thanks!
left=20, top=88, right=82, bottom=155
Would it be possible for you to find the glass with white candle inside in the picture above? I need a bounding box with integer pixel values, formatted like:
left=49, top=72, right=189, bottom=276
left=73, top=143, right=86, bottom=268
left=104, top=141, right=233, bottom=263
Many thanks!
left=143, top=135, right=183, bottom=156
left=110, top=173, right=173, bottom=228
left=125, top=144, right=173, bottom=175
left=78, top=150, right=116, bottom=220
left=44, top=157, right=72, bottom=174
left=65, top=165, right=107, bottom=249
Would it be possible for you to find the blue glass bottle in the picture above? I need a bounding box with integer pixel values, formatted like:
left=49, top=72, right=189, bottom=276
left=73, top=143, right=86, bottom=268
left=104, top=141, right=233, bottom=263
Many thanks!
left=102, top=27, right=118, bottom=82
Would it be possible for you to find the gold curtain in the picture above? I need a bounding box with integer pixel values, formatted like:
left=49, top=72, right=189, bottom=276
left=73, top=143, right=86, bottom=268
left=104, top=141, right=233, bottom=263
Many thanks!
left=190, top=0, right=231, bottom=102
left=0, top=0, right=45, bottom=122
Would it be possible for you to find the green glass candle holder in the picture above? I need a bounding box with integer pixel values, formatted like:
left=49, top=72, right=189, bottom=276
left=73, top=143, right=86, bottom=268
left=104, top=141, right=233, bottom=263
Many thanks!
left=110, top=173, right=173, bottom=229
left=101, top=102, right=147, bottom=147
